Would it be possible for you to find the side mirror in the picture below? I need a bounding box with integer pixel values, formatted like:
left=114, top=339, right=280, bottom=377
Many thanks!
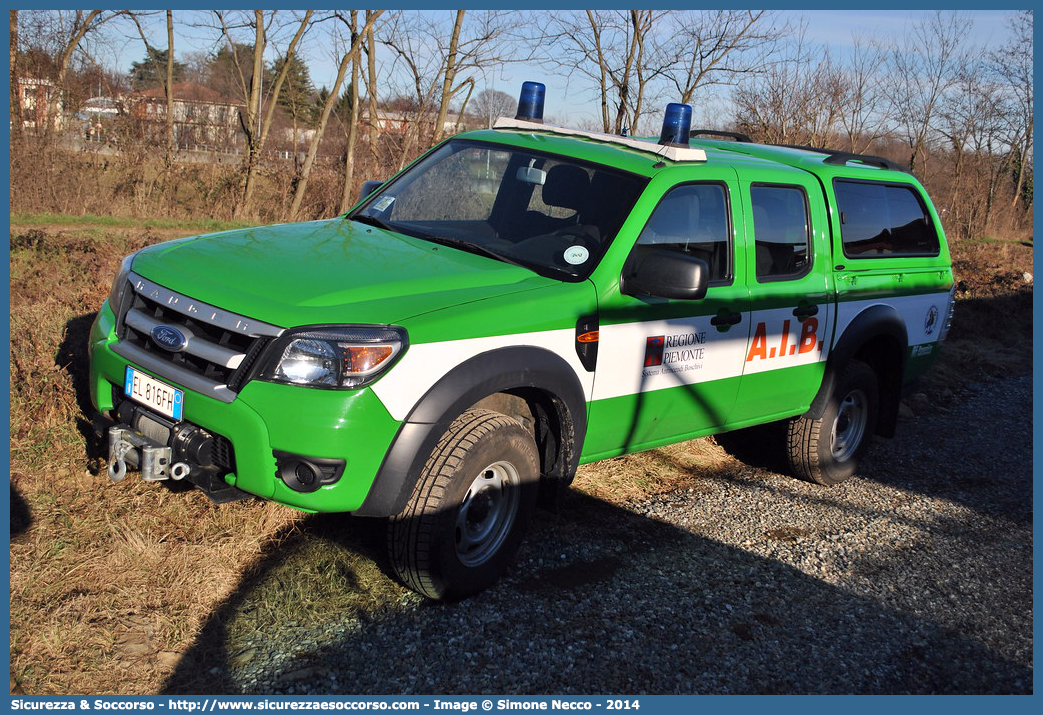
left=359, top=180, right=384, bottom=202
left=623, top=250, right=709, bottom=301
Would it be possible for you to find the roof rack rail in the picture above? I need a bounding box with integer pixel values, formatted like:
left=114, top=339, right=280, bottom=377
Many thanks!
left=773, top=144, right=909, bottom=173
left=691, top=130, right=753, bottom=143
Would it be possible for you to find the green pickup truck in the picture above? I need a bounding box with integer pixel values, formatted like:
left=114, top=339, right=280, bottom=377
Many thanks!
left=89, top=82, right=955, bottom=599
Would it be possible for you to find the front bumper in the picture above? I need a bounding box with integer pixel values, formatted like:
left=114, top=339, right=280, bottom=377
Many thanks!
left=89, top=305, right=403, bottom=513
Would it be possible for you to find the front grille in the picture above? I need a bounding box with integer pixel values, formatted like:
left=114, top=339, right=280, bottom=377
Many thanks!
left=112, top=272, right=283, bottom=403
left=122, top=290, right=255, bottom=385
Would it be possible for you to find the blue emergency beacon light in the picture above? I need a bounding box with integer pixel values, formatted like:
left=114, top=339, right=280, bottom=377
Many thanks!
left=659, top=103, right=693, bottom=147
left=515, top=81, right=546, bottom=123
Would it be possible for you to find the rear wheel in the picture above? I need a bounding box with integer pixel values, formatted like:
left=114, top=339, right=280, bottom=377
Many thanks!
left=388, top=409, right=539, bottom=600
left=787, top=360, right=879, bottom=485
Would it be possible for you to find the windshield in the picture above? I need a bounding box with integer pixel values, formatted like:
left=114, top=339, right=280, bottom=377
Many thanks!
left=348, top=139, right=647, bottom=280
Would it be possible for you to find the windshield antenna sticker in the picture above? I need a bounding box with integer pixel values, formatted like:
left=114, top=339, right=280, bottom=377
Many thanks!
left=563, top=245, right=590, bottom=265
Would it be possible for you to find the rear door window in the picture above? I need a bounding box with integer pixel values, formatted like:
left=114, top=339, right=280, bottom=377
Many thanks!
left=750, top=184, right=811, bottom=280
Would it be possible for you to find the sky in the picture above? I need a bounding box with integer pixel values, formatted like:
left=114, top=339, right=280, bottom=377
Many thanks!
left=101, top=9, right=1017, bottom=127
left=797, top=9, right=1010, bottom=48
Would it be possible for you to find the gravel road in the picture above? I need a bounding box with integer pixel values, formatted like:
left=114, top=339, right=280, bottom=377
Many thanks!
left=166, top=374, right=1032, bottom=695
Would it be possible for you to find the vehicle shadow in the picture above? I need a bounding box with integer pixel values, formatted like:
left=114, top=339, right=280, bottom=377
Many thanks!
left=10, top=483, right=32, bottom=537
left=859, top=381, right=1033, bottom=527
left=56, top=312, right=109, bottom=470
left=160, top=482, right=1031, bottom=695
left=712, top=420, right=791, bottom=473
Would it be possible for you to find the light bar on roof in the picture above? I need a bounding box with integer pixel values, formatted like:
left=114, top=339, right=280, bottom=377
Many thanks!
left=492, top=117, right=707, bottom=163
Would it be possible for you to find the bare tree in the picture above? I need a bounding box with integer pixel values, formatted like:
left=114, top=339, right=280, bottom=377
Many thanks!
left=885, top=10, right=972, bottom=174
left=339, top=10, right=363, bottom=214
left=733, top=32, right=845, bottom=147
left=381, top=10, right=515, bottom=168
left=47, top=10, right=114, bottom=91
left=10, top=11, right=20, bottom=131
left=990, top=10, right=1033, bottom=209
left=379, top=12, right=445, bottom=167
left=209, top=10, right=314, bottom=218
left=124, top=10, right=177, bottom=161
left=471, top=88, right=515, bottom=128
left=662, top=10, right=787, bottom=105
left=288, top=10, right=383, bottom=219
left=433, top=10, right=466, bottom=143
left=365, top=13, right=381, bottom=152
left=936, top=57, right=1005, bottom=237
left=730, top=22, right=892, bottom=153
left=546, top=10, right=669, bottom=134
left=16, top=10, right=117, bottom=126
left=833, top=35, right=889, bottom=153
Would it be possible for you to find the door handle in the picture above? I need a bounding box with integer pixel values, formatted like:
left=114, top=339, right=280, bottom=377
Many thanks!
left=710, top=311, right=742, bottom=327
left=793, top=304, right=819, bottom=319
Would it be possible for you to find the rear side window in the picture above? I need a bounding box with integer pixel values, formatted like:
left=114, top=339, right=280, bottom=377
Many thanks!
left=835, top=180, right=940, bottom=257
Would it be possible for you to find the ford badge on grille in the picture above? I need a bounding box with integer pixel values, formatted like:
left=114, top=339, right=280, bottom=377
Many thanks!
left=151, top=325, right=188, bottom=352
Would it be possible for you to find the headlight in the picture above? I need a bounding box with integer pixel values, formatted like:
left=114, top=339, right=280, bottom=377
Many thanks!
left=108, top=252, right=137, bottom=315
left=259, top=326, right=407, bottom=389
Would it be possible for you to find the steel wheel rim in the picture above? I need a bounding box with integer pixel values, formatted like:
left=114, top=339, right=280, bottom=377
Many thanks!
left=455, top=460, right=521, bottom=567
left=831, top=388, right=868, bottom=462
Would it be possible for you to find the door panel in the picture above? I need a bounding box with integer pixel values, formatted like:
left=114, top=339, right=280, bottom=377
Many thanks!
left=729, top=179, right=835, bottom=425
left=584, top=175, right=751, bottom=460
left=584, top=309, right=750, bottom=459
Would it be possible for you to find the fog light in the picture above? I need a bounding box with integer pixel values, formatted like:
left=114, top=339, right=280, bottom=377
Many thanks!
left=295, top=462, right=319, bottom=487
left=275, top=451, right=346, bottom=493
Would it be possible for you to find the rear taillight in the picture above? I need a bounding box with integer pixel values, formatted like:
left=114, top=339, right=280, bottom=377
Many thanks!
left=939, top=284, right=956, bottom=342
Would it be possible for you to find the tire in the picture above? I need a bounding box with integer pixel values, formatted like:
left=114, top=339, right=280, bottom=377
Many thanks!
left=388, top=409, right=539, bottom=600
left=786, top=359, right=879, bottom=486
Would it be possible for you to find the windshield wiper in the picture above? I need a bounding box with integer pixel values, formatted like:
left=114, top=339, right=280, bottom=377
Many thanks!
left=350, top=214, right=394, bottom=232
left=422, top=236, right=533, bottom=271
left=350, top=219, right=557, bottom=277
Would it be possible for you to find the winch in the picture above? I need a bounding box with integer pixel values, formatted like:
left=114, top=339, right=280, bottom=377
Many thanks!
left=106, top=398, right=251, bottom=503
left=107, top=425, right=190, bottom=483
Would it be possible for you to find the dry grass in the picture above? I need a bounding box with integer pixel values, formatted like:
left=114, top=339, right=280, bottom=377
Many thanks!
left=924, top=235, right=1034, bottom=394
left=8, top=216, right=1032, bottom=694
left=9, top=135, right=393, bottom=225
left=573, top=440, right=735, bottom=503
left=9, top=217, right=303, bottom=694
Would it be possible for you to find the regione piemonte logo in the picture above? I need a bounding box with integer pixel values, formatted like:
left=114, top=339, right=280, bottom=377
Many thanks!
left=644, top=335, right=665, bottom=367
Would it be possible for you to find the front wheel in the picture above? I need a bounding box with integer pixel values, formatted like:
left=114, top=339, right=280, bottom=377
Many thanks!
left=786, top=360, right=879, bottom=486
left=388, top=409, right=539, bottom=600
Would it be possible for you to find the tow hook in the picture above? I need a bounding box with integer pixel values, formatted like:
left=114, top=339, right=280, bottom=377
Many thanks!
left=107, top=425, right=191, bottom=482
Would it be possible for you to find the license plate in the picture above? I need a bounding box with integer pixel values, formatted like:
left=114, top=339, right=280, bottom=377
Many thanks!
left=124, top=366, right=184, bottom=421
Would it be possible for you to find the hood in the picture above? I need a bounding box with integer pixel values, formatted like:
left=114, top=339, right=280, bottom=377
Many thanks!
left=131, top=218, right=552, bottom=327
